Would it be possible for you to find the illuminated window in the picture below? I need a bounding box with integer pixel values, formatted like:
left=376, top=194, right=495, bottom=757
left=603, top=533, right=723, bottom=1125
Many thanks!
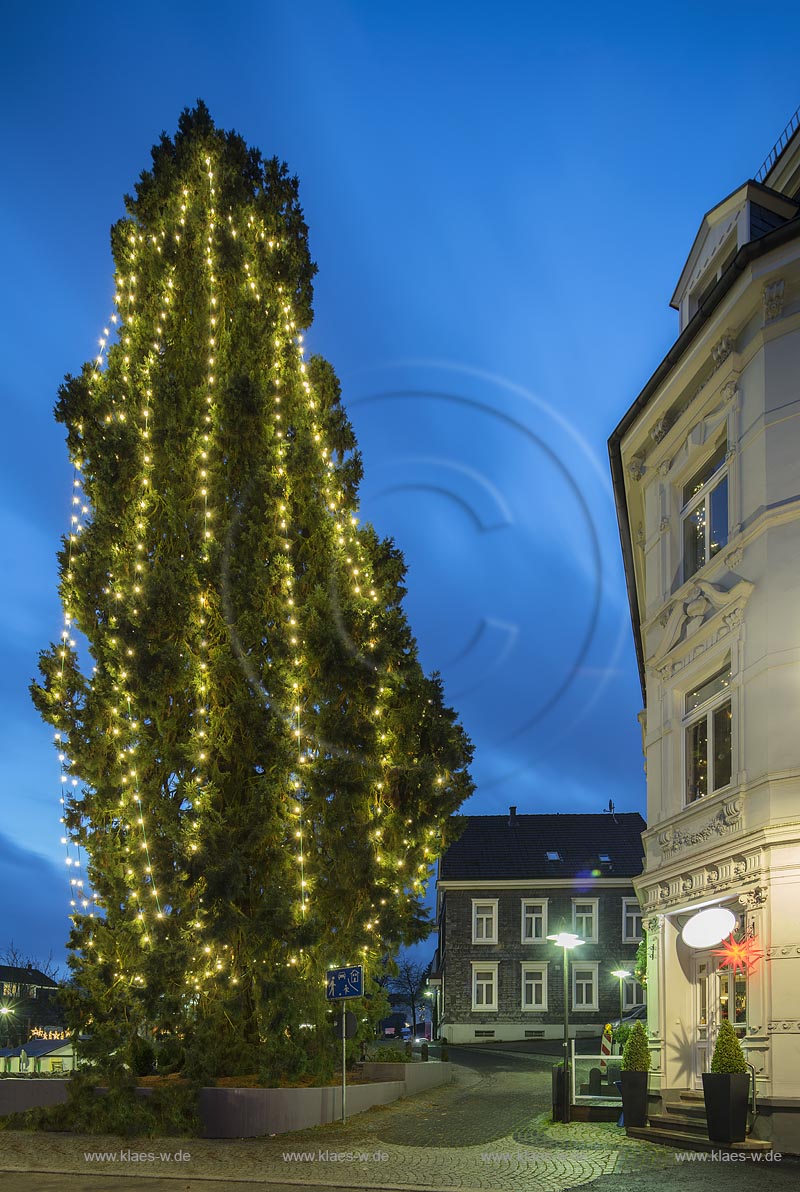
left=684, top=659, right=732, bottom=804
left=681, top=442, right=728, bottom=580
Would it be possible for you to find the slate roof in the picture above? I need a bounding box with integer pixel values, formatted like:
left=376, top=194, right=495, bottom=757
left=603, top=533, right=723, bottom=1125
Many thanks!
left=438, top=812, right=645, bottom=881
left=0, top=965, right=58, bottom=989
left=4, top=1039, right=73, bottom=1058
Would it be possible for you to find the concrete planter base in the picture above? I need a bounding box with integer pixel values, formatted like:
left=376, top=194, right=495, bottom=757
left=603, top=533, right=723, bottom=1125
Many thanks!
left=0, top=1079, right=70, bottom=1117
left=200, top=1062, right=453, bottom=1138
left=0, top=1063, right=453, bottom=1139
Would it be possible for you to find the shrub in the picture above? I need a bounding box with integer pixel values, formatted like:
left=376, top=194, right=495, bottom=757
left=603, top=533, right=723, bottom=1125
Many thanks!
left=710, top=1019, right=747, bottom=1074
left=621, top=1021, right=650, bottom=1072
left=0, top=1069, right=199, bottom=1136
left=614, top=1024, right=632, bottom=1053
left=368, top=1046, right=411, bottom=1063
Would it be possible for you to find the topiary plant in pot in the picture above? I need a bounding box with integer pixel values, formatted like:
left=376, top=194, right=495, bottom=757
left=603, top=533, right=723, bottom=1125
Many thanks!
left=702, top=1019, right=750, bottom=1144
left=620, top=1020, right=650, bottom=1128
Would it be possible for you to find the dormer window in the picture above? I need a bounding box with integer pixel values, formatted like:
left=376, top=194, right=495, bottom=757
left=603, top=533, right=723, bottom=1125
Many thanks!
left=688, top=236, right=737, bottom=319
left=545, top=851, right=561, bottom=862
left=672, top=183, right=798, bottom=331
left=682, top=441, right=728, bottom=580
left=598, top=853, right=611, bottom=863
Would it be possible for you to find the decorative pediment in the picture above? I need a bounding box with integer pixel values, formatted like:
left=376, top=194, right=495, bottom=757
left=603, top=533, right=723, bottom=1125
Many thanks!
left=650, top=578, right=754, bottom=670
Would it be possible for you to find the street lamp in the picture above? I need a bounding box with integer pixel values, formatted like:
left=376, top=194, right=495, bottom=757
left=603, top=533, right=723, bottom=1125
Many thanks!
left=424, top=985, right=440, bottom=1040
left=0, top=1007, right=14, bottom=1048
left=547, top=931, right=584, bottom=1123
left=611, top=969, right=632, bottom=1025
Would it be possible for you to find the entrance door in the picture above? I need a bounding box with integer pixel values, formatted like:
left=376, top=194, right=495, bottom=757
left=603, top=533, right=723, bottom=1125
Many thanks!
left=693, top=953, right=747, bottom=1088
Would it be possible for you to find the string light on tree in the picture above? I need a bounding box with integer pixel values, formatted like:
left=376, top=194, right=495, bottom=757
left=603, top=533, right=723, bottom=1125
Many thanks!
left=31, top=102, right=473, bottom=1081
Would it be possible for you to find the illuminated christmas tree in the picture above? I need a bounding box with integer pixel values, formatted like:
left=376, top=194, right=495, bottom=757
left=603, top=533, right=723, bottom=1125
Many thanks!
left=32, top=103, right=472, bottom=1079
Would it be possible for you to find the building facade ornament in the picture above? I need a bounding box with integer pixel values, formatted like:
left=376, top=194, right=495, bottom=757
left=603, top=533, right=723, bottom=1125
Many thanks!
left=767, top=1021, right=800, bottom=1034
left=641, top=848, right=763, bottom=911
left=765, top=944, right=800, bottom=961
left=659, top=516, right=670, bottom=533
left=721, top=379, right=739, bottom=404
left=762, top=278, right=785, bottom=322
left=628, top=455, right=645, bottom=481
left=651, top=415, right=673, bottom=444
left=712, top=332, right=735, bottom=368
left=724, top=606, right=745, bottom=630
left=658, top=797, right=743, bottom=857
left=651, top=578, right=754, bottom=668
left=723, top=545, right=744, bottom=569
left=658, top=458, right=672, bottom=477
left=738, top=887, right=768, bottom=909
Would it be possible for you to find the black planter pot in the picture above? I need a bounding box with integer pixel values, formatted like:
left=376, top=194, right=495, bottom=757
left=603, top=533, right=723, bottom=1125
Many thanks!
left=620, top=1070, right=649, bottom=1128
left=702, top=1071, right=750, bottom=1143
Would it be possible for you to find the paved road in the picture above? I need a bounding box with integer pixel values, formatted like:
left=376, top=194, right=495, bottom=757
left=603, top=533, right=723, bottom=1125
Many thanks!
left=0, top=1046, right=796, bottom=1192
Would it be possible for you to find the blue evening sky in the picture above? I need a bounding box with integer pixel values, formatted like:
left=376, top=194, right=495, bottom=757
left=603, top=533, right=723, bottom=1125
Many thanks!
left=2, top=1, right=798, bottom=964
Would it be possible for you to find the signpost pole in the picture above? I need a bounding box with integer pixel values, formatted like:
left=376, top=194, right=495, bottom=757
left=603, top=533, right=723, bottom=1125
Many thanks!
left=326, top=965, right=362, bottom=1125
left=341, top=1008, right=347, bottom=1123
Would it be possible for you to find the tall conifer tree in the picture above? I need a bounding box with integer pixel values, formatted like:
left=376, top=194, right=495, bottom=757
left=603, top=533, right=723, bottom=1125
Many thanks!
left=32, top=103, right=472, bottom=1078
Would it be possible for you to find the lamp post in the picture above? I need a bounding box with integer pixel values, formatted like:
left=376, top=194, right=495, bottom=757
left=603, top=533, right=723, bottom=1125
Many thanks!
left=611, top=969, right=632, bottom=1026
left=547, top=931, right=584, bottom=1123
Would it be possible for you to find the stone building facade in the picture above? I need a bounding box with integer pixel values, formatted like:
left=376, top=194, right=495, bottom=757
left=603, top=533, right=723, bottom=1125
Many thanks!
left=432, top=810, right=646, bottom=1043
left=609, top=110, right=800, bottom=1151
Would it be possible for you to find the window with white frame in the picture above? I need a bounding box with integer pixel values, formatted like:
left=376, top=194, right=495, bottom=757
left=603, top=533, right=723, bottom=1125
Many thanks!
left=572, top=962, right=599, bottom=1011
left=681, top=441, right=728, bottom=581
left=521, top=898, right=548, bottom=943
left=684, top=658, right=732, bottom=804
left=472, top=899, right=498, bottom=944
left=572, top=898, right=598, bottom=942
left=622, top=897, right=642, bottom=942
left=471, top=962, right=498, bottom=1011
left=521, top=962, right=549, bottom=1010
left=622, top=976, right=645, bottom=1012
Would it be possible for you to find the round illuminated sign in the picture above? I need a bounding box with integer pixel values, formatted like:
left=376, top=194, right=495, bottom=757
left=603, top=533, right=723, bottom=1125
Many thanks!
left=681, top=907, right=736, bottom=948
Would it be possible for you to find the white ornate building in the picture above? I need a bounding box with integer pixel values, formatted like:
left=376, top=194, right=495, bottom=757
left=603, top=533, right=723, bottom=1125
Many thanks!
left=609, top=111, right=800, bottom=1150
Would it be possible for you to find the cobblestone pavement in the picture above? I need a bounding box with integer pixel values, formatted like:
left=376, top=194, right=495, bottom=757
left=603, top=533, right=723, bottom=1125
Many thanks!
left=0, top=1050, right=797, bottom=1192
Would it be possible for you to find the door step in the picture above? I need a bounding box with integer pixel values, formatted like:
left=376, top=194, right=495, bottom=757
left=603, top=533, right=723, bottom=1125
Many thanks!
left=648, top=1112, right=711, bottom=1137
left=626, top=1125, right=772, bottom=1152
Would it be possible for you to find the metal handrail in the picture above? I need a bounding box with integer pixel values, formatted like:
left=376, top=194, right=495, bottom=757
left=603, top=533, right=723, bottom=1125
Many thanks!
left=745, top=1061, right=757, bottom=1115
left=755, top=106, right=800, bottom=183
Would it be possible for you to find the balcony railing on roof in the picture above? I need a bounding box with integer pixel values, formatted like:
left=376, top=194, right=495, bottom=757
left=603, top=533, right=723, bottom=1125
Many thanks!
left=756, top=105, right=800, bottom=183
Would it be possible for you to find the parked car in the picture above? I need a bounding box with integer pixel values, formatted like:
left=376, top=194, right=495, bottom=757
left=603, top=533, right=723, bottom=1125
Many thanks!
left=609, top=1004, right=647, bottom=1034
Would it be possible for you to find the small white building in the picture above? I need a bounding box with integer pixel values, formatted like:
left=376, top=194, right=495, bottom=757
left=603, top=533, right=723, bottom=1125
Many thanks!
left=609, top=110, right=800, bottom=1151
left=0, top=1038, right=77, bottom=1074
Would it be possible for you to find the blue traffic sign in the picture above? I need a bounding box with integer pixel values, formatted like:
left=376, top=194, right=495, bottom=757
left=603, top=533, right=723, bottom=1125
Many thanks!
left=326, top=966, right=363, bottom=1000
